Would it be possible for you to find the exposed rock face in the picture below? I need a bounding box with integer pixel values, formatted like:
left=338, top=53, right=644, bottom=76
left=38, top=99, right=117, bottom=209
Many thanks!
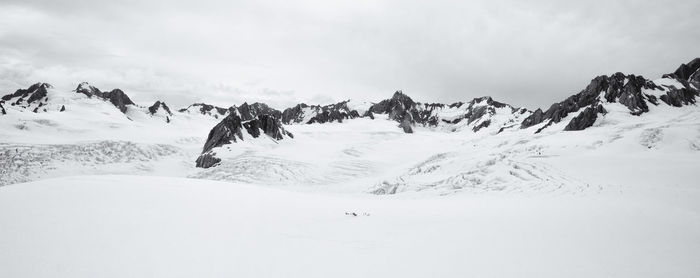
left=0, top=83, right=53, bottom=114
left=442, top=97, right=511, bottom=126
left=659, top=88, right=697, bottom=107
left=196, top=113, right=293, bottom=168
left=237, top=102, right=282, bottom=121
left=520, top=59, right=700, bottom=133
left=75, top=82, right=104, bottom=98
left=663, top=58, right=700, bottom=87
left=657, top=58, right=700, bottom=107
left=195, top=153, right=221, bottom=168
left=180, top=102, right=285, bottom=121
left=370, top=90, right=416, bottom=121
left=281, top=103, right=308, bottom=123
left=148, top=101, right=172, bottom=115
left=564, top=104, right=606, bottom=131
left=472, top=119, right=491, bottom=132
left=281, top=101, right=365, bottom=124
left=307, top=102, right=361, bottom=124
left=521, top=73, right=664, bottom=131
left=521, top=108, right=545, bottom=128
left=1, top=83, right=51, bottom=104
left=368, top=91, right=525, bottom=133
left=178, top=103, right=232, bottom=119
left=103, top=89, right=135, bottom=113
left=244, top=114, right=294, bottom=139
left=201, top=113, right=245, bottom=154
left=278, top=92, right=521, bottom=134
left=74, top=82, right=136, bottom=114
left=369, top=91, right=418, bottom=133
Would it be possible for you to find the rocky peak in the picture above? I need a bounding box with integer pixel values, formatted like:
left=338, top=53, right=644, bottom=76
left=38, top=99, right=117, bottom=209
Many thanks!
left=178, top=103, right=231, bottom=118
left=368, top=91, right=527, bottom=133
left=1, top=82, right=51, bottom=103
left=521, top=62, right=699, bottom=133
left=148, top=101, right=172, bottom=116
left=663, top=58, right=700, bottom=89
left=74, top=82, right=138, bottom=114
left=369, top=90, right=418, bottom=132
left=664, top=58, right=700, bottom=81
left=472, top=96, right=508, bottom=109
left=281, top=100, right=364, bottom=124
left=75, top=82, right=103, bottom=98
left=196, top=113, right=293, bottom=168
left=236, top=102, right=282, bottom=121
left=519, top=73, right=649, bottom=132
left=1, top=83, right=53, bottom=113
left=103, top=89, right=135, bottom=113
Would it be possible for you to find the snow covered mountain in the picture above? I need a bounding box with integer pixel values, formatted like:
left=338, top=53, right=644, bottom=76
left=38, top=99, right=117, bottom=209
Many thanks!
left=521, top=67, right=699, bottom=133
left=368, top=91, right=531, bottom=133
left=196, top=113, right=293, bottom=168
left=1, top=83, right=60, bottom=114
left=1, top=58, right=699, bottom=194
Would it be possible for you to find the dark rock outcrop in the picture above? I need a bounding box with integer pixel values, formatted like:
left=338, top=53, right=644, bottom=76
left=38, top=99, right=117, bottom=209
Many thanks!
left=102, top=89, right=135, bottom=113
left=0, top=83, right=54, bottom=114
left=564, top=104, right=606, bottom=131
left=1, top=83, right=51, bottom=104
left=281, top=103, right=309, bottom=123
left=308, top=108, right=361, bottom=124
left=195, top=153, right=221, bottom=168
left=242, top=114, right=293, bottom=140
left=368, top=91, right=522, bottom=133
left=178, top=103, right=232, bottom=118
left=237, top=102, right=282, bottom=121
left=74, top=82, right=136, bottom=114
left=663, top=58, right=700, bottom=87
left=370, top=90, right=416, bottom=121
left=472, top=119, right=491, bottom=132
left=281, top=101, right=365, bottom=124
left=657, top=58, right=700, bottom=107
left=75, top=82, right=104, bottom=98
left=148, top=101, right=172, bottom=115
left=369, top=90, right=418, bottom=133
left=521, top=59, right=700, bottom=133
left=659, top=88, right=697, bottom=107
left=521, top=73, right=664, bottom=131
left=196, top=113, right=293, bottom=168
left=201, top=113, right=245, bottom=154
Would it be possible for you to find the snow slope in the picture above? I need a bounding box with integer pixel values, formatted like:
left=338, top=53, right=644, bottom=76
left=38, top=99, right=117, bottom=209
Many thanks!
left=195, top=102, right=700, bottom=196
left=0, top=175, right=698, bottom=278
left=0, top=84, right=223, bottom=185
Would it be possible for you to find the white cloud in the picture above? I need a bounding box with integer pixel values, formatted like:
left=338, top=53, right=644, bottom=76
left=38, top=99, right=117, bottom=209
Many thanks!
left=1, top=0, right=698, bottom=110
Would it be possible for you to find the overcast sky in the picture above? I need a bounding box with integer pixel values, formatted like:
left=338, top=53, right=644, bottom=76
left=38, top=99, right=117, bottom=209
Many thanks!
left=0, top=0, right=698, bottom=110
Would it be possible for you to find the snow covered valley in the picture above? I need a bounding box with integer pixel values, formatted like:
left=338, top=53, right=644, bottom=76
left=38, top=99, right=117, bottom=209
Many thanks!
left=1, top=175, right=698, bottom=278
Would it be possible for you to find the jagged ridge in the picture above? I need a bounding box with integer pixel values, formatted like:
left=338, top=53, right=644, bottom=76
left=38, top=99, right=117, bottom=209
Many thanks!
left=196, top=113, right=293, bottom=168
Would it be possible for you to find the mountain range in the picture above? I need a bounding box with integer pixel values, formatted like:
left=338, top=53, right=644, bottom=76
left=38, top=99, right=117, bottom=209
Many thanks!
left=0, top=58, right=699, bottom=190
left=3, top=58, right=697, bottom=168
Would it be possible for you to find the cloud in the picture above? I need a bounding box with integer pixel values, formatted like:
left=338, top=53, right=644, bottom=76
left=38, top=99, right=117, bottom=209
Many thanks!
left=0, top=0, right=698, bottom=110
